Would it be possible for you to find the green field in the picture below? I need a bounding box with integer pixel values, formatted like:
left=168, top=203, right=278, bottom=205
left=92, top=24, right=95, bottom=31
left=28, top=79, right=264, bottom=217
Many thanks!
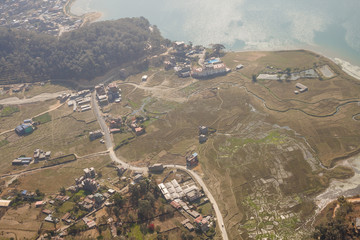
left=33, top=112, right=52, bottom=124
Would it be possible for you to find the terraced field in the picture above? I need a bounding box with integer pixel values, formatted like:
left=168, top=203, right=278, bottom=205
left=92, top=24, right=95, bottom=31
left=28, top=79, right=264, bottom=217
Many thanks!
left=110, top=50, right=360, bottom=239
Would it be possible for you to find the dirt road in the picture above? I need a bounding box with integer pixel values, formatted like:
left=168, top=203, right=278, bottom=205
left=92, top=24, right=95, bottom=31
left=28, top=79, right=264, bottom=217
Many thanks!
left=0, top=91, right=69, bottom=105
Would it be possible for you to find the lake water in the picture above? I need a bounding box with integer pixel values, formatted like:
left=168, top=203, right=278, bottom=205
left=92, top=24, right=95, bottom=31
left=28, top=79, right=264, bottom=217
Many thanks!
left=71, top=0, right=360, bottom=78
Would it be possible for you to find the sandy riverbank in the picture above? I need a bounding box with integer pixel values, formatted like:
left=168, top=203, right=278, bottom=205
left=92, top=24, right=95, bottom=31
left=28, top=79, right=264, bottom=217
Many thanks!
left=333, top=58, right=360, bottom=81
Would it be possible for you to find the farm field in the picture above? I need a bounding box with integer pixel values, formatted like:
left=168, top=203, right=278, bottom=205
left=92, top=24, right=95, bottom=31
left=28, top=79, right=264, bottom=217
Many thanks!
left=0, top=99, right=106, bottom=176
left=108, top=50, right=360, bottom=239
left=0, top=50, right=359, bottom=240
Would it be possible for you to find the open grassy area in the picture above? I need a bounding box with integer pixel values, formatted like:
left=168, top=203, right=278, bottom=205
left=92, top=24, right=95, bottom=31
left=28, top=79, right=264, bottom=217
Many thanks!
left=33, top=112, right=52, bottom=124
left=0, top=105, right=19, bottom=117
left=16, top=155, right=111, bottom=193
left=0, top=106, right=106, bottom=175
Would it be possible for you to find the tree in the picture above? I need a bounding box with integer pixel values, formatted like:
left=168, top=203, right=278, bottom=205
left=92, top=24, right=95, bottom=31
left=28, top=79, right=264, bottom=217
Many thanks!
left=59, top=187, right=66, bottom=196
left=212, top=44, right=225, bottom=57
left=285, top=67, right=291, bottom=82
left=129, top=185, right=140, bottom=206
left=0, top=17, right=167, bottom=84
left=35, top=189, right=42, bottom=197
left=285, top=67, right=291, bottom=76
left=111, top=193, right=124, bottom=207
left=138, top=200, right=153, bottom=220
left=252, top=74, right=257, bottom=82
left=145, top=192, right=155, bottom=207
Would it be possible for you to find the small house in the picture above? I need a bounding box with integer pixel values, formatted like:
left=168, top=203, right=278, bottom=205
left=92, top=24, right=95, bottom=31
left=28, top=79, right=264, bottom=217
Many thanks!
left=186, top=153, right=199, bottom=168
left=199, top=126, right=208, bottom=135
left=45, top=214, right=56, bottom=223
left=15, top=124, right=34, bottom=136
left=141, top=75, right=148, bottom=81
left=236, top=64, right=244, bottom=70
left=134, top=174, right=143, bottom=183
left=42, top=209, right=52, bottom=215
left=356, top=218, right=360, bottom=229
left=185, top=223, right=194, bottom=231
left=35, top=201, right=45, bottom=208
left=45, top=151, right=51, bottom=159
left=295, top=83, right=308, bottom=93
left=24, top=119, right=32, bottom=124
left=89, top=130, right=103, bottom=141
left=199, top=134, right=207, bottom=143
left=0, top=200, right=11, bottom=208
left=135, top=127, right=145, bottom=136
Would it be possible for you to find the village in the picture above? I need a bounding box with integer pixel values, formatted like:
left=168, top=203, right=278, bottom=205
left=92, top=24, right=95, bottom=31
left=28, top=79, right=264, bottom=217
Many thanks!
left=0, top=0, right=84, bottom=36
left=0, top=157, right=216, bottom=240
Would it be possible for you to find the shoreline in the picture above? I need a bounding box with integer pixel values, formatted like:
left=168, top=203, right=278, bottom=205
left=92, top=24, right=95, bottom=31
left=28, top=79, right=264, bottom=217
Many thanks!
left=64, top=0, right=103, bottom=26
left=66, top=1, right=360, bottom=82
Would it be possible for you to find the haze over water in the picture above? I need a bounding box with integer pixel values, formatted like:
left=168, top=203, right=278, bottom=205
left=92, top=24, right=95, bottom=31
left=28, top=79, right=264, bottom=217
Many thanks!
left=72, top=0, right=360, bottom=72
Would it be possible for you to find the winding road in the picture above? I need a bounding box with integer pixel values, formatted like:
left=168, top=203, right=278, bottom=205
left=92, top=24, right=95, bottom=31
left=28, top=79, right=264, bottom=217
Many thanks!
left=91, top=91, right=229, bottom=240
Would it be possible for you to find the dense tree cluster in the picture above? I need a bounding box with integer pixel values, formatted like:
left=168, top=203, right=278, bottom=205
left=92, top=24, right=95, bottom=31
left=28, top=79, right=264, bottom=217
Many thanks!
left=0, top=17, right=167, bottom=84
left=313, top=196, right=356, bottom=240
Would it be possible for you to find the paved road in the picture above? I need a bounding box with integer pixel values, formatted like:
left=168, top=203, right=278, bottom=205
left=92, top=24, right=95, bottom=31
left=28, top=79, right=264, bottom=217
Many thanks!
left=91, top=90, right=229, bottom=239
left=91, top=92, right=147, bottom=173
left=165, top=165, right=229, bottom=240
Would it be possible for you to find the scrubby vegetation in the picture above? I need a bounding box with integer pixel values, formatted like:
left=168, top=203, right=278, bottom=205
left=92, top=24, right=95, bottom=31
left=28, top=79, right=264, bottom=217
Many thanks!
left=0, top=17, right=168, bottom=84
left=312, top=196, right=357, bottom=240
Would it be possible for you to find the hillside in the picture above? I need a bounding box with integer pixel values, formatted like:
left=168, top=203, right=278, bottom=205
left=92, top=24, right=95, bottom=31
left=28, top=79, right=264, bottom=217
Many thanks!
left=0, top=17, right=168, bottom=84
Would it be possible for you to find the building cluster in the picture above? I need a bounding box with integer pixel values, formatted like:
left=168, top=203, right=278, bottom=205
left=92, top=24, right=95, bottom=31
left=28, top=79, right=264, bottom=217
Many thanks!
left=191, top=58, right=230, bottom=79
left=158, top=179, right=201, bottom=202
left=199, top=125, right=208, bottom=143
left=129, top=117, right=145, bottom=136
left=106, top=116, right=123, bottom=134
left=20, top=190, right=37, bottom=201
left=78, top=192, right=105, bottom=212
left=165, top=42, right=203, bottom=78
left=66, top=167, right=98, bottom=193
left=158, top=179, right=214, bottom=233
left=166, top=42, right=230, bottom=79
left=33, top=149, right=51, bottom=162
left=66, top=89, right=91, bottom=112
left=95, top=83, right=121, bottom=106
left=15, top=119, right=34, bottom=136
left=0, top=0, right=84, bottom=36
left=39, top=168, right=117, bottom=230
left=12, top=156, right=32, bottom=165
left=9, top=145, right=52, bottom=165
left=294, top=83, right=308, bottom=94
left=9, top=83, right=29, bottom=93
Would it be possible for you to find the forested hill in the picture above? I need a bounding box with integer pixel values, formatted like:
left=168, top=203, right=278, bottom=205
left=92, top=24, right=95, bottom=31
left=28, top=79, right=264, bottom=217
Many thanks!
left=0, top=17, right=167, bottom=84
